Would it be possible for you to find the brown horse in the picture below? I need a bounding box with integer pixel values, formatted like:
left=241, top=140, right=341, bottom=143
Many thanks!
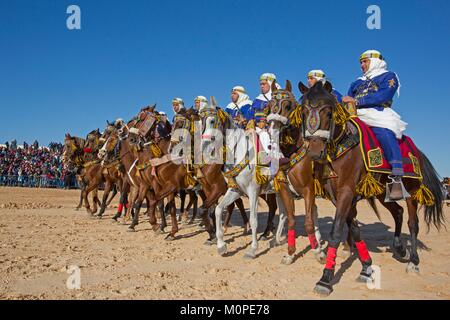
left=126, top=111, right=190, bottom=240
left=266, top=80, right=326, bottom=264
left=299, top=81, right=444, bottom=296
left=62, top=133, right=104, bottom=213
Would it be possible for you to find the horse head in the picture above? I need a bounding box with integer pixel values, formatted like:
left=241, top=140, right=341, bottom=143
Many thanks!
left=299, top=80, right=337, bottom=161
left=199, top=96, right=232, bottom=143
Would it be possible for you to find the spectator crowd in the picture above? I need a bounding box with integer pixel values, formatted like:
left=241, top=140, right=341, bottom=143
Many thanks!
left=0, top=139, right=77, bottom=189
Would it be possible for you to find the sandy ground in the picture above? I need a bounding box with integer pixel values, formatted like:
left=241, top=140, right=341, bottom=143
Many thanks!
left=0, top=187, right=449, bottom=300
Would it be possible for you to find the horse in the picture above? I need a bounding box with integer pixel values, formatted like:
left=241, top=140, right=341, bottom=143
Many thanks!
left=199, top=97, right=286, bottom=259
left=170, top=108, right=250, bottom=232
left=126, top=110, right=192, bottom=240
left=299, top=81, right=444, bottom=296
left=266, top=80, right=326, bottom=264
left=62, top=133, right=102, bottom=212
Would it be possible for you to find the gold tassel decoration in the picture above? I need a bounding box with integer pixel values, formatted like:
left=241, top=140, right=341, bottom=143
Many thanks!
left=412, top=183, right=435, bottom=206
left=289, top=105, right=303, bottom=128
left=150, top=143, right=162, bottom=158
left=227, top=178, right=239, bottom=189
left=246, top=119, right=255, bottom=130
left=255, top=165, right=269, bottom=185
left=283, top=135, right=295, bottom=145
left=314, top=178, right=325, bottom=197
left=217, top=108, right=228, bottom=124
left=274, top=170, right=287, bottom=192
left=333, top=103, right=350, bottom=126
left=184, top=173, right=196, bottom=187
left=356, top=172, right=384, bottom=198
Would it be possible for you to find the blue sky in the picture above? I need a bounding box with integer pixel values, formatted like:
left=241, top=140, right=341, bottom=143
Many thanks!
left=1, top=0, right=449, bottom=175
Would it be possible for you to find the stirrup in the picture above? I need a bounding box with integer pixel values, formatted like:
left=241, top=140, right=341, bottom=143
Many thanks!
left=384, top=175, right=410, bottom=202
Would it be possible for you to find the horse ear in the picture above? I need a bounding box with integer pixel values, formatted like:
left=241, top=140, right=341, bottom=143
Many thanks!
left=149, top=105, right=155, bottom=112
left=271, top=81, right=278, bottom=93
left=211, top=96, right=217, bottom=107
left=285, top=80, right=292, bottom=93
left=323, top=81, right=333, bottom=93
left=298, top=81, right=309, bottom=94
left=65, top=133, right=71, bottom=139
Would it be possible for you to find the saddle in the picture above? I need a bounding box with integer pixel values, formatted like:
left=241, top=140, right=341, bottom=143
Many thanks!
left=333, top=117, right=422, bottom=180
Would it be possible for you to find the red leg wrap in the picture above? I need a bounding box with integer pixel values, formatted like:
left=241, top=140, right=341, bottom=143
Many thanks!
left=288, top=230, right=295, bottom=247
left=117, top=203, right=123, bottom=213
left=325, top=247, right=338, bottom=270
left=355, top=240, right=371, bottom=262
left=308, top=234, right=318, bottom=249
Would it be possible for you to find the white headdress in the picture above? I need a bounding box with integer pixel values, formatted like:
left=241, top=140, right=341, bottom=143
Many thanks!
left=257, top=73, right=281, bottom=101
left=195, top=96, right=209, bottom=111
left=227, top=86, right=253, bottom=110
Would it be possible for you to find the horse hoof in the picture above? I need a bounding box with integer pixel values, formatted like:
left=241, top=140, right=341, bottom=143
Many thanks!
left=356, top=273, right=372, bottom=283
left=281, top=255, right=294, bottom=265
left=258, top=234, right=269, bottom=241
left=314, top=283, right=333, bottom=296
left=154, top=228, right=164, bottom=235
left=406, top=262, right=420, bottom=274
left=204, top=238, right=216, bottom=246
left=314, top=250, right=327, bottom=264
left=217, top=245, right=228, bottom=256
left=165, top=234, right=176, bottom=241
left=244, top=251, right=256, bottom=260
left=127, top=227, right=136, bottom=232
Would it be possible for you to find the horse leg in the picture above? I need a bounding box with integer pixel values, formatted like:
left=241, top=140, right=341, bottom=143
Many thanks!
left=314, top=192, right=354, bottom=296
left=76, top=182, right=85, bottom=210
left=405, top=198, right=420, bottom=273
left=92, top=188, right=101, bottom=214
left=215, top=189, right=241, bottom=256
left=165, top=194, right=179, bottom=241
left=223, top=202, right=235, bottom=235
left=378, top=199, right=407, bottom=259
left=191, top=192, right=198, bottom=223
left=159, top=200, right=168, bottom=232
left=128, top=185, right=148, bottom=231
left=274, top=195, right=287, bottom=246
left=84, top=182, right=97, bottom=215
left=304, top=190, right=326, bottom=264
left=178, top=190, right=186, bottom=222
left=97, top=181, right=112, bottom=217
left=278, top=185, right=295, bottom=265
left=260, top=194, right=277, bottom=241
left=124, top=187, right=138, bottom=224
left=342, top=207, right=375, bottom=283
left=112, top=191, right=127, bottom=222
left=244, top=189, right=260, bottom=259
left=106, top=184, right=118, bottom=206
left=182, top=191, right=196, bottom=223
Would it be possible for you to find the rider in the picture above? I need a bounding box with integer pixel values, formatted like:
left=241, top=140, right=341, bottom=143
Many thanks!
left=225, top=86, right=253, bottom=128
left=243, top=73, right=281, bottom=126
left=194, top=96, right=208, bottom=111
left=342, top=49, right=407, bottom=201
left=306, top=69, right=343, bottom=103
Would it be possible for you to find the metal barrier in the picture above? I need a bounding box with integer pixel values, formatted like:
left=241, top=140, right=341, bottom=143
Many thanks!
left=0, top=175, right=79, bottom=189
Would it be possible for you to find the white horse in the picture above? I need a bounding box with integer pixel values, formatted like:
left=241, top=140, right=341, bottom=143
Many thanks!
left=200, top=98, right=287, bottom=259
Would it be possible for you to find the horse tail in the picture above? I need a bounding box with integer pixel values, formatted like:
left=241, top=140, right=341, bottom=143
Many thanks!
left=418, top=150, right=445, bottom=230
left=367, top=197, right=381, bottom=222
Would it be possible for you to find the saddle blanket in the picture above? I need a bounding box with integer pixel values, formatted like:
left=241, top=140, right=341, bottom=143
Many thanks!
left=349, top=117, right=422, bottom=179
